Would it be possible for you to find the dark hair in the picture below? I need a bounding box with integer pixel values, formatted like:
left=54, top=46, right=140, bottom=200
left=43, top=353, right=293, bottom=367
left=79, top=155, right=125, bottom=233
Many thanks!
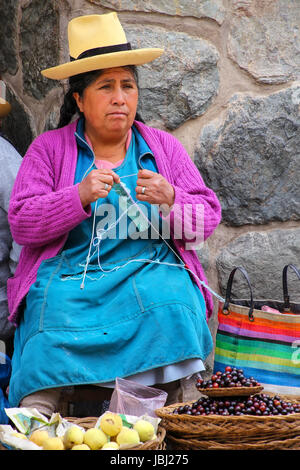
left=0, top=130, right=15, bottom=148
left=56, top=65, right=144, bottom=128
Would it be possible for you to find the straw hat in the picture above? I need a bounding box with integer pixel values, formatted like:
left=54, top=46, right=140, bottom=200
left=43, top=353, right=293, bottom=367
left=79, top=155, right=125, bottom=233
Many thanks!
left=0, top=79, right=11, bottom=117
left=0, top=97, right=11, bottom=118
left=41, top=12, right=164, bottom=80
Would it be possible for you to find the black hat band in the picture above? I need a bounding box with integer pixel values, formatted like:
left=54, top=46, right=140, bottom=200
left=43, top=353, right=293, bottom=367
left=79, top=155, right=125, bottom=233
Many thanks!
left=70, top=42, right=132, bottom=61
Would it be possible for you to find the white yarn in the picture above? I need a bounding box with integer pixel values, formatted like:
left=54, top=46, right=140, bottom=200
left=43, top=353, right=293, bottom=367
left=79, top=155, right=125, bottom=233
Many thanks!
left=72, top=134, right=223, bottom=301
left=77, top=179, right=224, bottom=302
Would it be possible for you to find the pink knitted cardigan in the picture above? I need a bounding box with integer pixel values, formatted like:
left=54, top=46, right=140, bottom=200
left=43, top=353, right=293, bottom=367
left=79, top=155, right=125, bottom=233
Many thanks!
left=8, top=120, right=222, bottom=325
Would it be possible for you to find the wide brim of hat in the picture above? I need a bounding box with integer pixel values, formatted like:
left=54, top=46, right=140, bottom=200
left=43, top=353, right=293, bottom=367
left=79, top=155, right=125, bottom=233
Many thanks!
left=41, top=48, right=164, bottom=80
left=0, top=98, right=11, bottom=118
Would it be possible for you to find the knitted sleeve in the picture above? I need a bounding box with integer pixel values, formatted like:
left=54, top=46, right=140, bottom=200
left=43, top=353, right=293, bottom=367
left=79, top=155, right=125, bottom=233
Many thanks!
left=8, top=134, right=91, bottom=247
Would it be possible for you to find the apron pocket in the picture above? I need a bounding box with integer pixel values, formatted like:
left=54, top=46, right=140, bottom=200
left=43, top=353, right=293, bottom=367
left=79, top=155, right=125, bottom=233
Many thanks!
left=41, top=265, right=146, bottom=331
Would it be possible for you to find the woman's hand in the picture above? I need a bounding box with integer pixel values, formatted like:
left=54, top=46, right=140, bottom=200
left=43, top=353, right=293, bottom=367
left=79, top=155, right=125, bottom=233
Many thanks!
left=135, top=169, right=175, bottom=207
left=78, top=169, right=120, bottom=208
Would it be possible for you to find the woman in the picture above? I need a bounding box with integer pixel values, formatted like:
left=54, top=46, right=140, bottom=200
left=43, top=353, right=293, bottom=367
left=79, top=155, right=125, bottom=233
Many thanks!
left=0, top=89, right=22, bottom=357
left=7, top=13, right=222, bottom=416
left=0, top=89, right=22, bottom=424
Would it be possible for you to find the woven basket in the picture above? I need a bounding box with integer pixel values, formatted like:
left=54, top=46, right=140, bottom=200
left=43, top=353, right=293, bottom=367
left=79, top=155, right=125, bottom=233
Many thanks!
left=196, top=385, right=263, bottom=398
left=167, top=433, right=300, bottom=450
left=66, top=417, right=166, bottom=450
left=0, top=418, right=166, bottom=451
left=155, top=401, right=300, bottom=441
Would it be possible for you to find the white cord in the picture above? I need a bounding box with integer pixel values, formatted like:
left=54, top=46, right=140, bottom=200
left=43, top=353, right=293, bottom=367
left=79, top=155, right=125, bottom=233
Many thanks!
left=80, top=198, right=99, bottom=289
left=74, top=133, right=224, bottom=301
left=78, top=180, right=224, bottom=302
left=120, top=173, right=138, bottom=179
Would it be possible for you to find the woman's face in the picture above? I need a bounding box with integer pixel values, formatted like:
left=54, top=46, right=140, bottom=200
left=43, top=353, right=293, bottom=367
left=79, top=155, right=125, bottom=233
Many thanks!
left=73, top=67, right=138, bottom=142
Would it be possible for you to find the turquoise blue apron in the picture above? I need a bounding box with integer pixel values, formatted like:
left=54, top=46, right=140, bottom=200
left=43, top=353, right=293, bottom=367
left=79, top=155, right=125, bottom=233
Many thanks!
left=9, top=121, right=213, bottom=407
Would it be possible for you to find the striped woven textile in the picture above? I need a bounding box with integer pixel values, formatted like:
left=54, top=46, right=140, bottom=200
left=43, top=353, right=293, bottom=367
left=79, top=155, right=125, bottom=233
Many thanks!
left=214, top=302, right=300, bottom=396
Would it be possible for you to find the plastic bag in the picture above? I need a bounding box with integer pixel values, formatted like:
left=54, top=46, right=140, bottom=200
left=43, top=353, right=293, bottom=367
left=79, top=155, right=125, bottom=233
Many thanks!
left=109, top=378, right=167, bottom=418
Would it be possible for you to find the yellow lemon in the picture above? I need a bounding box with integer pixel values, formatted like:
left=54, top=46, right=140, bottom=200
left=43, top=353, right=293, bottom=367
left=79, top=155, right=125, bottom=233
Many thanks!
left=42, top=437, right=65, bottom=450
left=83, top=428, right=107, bottom=450
left=100, top=412, right=123, bottom=437
left=133, top=419, right=155, bottom=442
left=29, top=429, right=49, bottom=447
left=63, top=426, right=84, bottom=449
left=116, top=428, right=140, bottom=446
left=101, top=441, right=119, bottom=450
left=71, top=444, right=90, bottom=450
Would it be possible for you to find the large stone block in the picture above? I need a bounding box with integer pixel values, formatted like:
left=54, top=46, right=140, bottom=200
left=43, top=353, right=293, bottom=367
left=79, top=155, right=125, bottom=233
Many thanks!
left=125, top=26, right=219, bottom=129
left=87, top=0, right=226, bottom=24
left=0, top=0, right=18, bottom=75
left=216, top=228, right=300, bottom=302
left=195, top=84, right=300, bottom=226
left=20, top=0, right=60, bottom=100
left=228, top=0, right=300, bottom=84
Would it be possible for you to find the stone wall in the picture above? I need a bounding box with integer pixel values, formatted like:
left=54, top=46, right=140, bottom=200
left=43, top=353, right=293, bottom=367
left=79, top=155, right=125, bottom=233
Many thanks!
left=1, top=0, right=299, bottom=400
